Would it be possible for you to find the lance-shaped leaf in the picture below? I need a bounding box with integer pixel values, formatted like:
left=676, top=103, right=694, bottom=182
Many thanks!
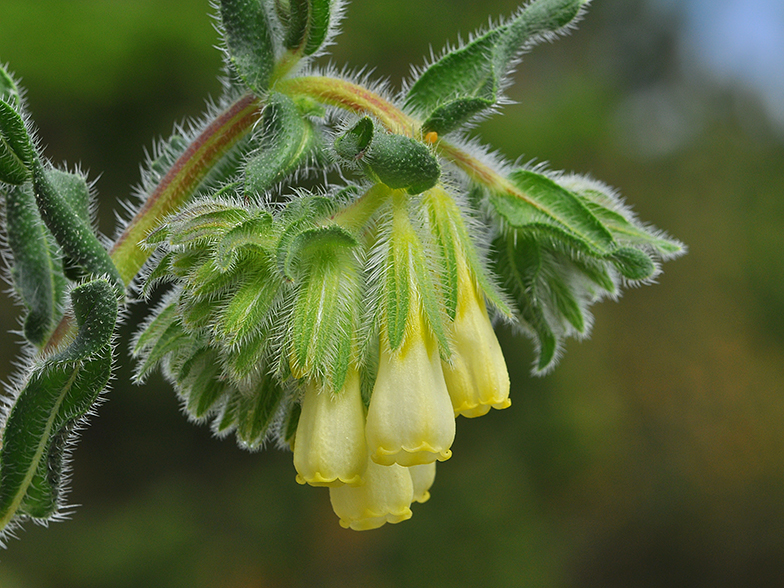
left=162, top=199, right=252, bottom=248
left=282, top=0, right=334, bottom=57
left=334, top=118, right=440, bottom=195
left=0, top=279, right=117, bottom=529
left=490, top=168, right=617, bottom=256
left=562, top=176, right=686, bottom=261
left=0, top=99, right=35, bottom=185
left=30, top=160, right=123, bottom=295
left=245, top=92, right=321, bottom=196
left=406, top=0, right=587, bottom=135
left=5, top=183, right=67, bottom=346
left=286, top=225, right=360, bottom=390
left=219, top=0, right=277, bottom=94
left=175, top=347, right=230, bottom=420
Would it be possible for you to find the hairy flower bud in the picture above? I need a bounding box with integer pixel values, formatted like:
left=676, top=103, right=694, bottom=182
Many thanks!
left=293, top=367, right=367, bottom=487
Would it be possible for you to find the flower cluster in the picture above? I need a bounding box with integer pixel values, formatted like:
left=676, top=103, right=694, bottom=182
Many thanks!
left=134, top=180, right=511, bottom=530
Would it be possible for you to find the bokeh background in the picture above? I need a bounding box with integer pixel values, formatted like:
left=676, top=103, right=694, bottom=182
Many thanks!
left=1, top=0, right=783, bottom=586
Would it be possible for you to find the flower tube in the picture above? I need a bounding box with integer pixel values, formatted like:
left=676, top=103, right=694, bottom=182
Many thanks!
left=442, top=261, right=510, bottom=418
left=365, top=309, right=456, bottom=466
left=293, top=367, right=367, bottom=487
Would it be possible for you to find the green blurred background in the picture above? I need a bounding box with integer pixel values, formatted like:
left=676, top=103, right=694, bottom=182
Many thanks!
left=1, top=0, right=783, bottom=586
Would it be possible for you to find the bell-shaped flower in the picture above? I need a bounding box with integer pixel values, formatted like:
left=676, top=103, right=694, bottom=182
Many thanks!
left=329, top=459, right=414, bottom=530
left=293, top=367, right=367, bottom=487
left=365, top=309, right=456, bottom=466
left=409, top=462, right=437, bottom=504
left=442, top=263, right=510, bottom=418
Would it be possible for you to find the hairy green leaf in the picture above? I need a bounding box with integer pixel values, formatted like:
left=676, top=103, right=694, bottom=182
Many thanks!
left=245, top=92, right=321, bottom=196
left=406, top=0, right=587, bottom=132
left=0, top=279, right=117, bottom=528
left=219, top=0, right=277, bottom=94
left=5, top=183, right=66, bottom=346
left=0, top=99, right=35, bottom=185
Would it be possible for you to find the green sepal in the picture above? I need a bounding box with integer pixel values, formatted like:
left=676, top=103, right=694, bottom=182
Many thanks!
left=223, top=329, right=270, bottom=380
left=274, top=195, right=336, bottom=279
left=245, top=93, right=320, bottom=196
left=0, top=279, right=117, bottom=527
left=31, top=160, right=123, bottom=296
left=215, top=374, right=285, bottom=450
left=164, top=200, right=252, bottom=248
left=216, top=258, right=283, bottom=347
left=175, top=347, right=229, bottom=419
left=490, top=169, right=616, bottom=256
left=282, top=224, right=358, bottom=280
left=219, top=0, right=276, bottom=95
left=406, top=0, right=586, bottom=132
left=281, top=398, right=301, bottom=447
left=5, top=183, right=67, bottom=346
left=284, top=0, right=333, bottom=56
left=133, top=316, right=188, bottom=383
left=0, top=65, right=20, bottom=107
left=287, top=227, right=359, bottom=390
left=385, top=200, right=449, bottom=354
left=215, top=212, right=276, bottom=271
left=0, top=99, right=35, bottom=185
left=334, top=118, right=440, bottom=195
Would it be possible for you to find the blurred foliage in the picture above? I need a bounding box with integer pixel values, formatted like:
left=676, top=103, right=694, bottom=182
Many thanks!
left=1, top=0, right=784, bottom=586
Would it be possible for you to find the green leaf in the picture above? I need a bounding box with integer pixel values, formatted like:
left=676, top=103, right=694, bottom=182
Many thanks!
left=0, top=279, right=117, bottom=528
left=283, top=0, right=333, bottom=56
left=5, top=183, right=67, bottom=346
left=0, top=99, right=35, bottom=185
left=31, top=160, right=124, bottom=296
left=219, top=0, right=277, bottom=94
left=45, top=169, right=92, bottom=227
left=406, top=0, right=587, bottom=132
left=245, top=93, right=320, bottom=196
left=0, top=65, right=20, bottom=107
left=490, top=169, right=616, bottom=256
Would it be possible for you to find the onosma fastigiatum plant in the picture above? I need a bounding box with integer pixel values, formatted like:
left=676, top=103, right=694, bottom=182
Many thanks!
left=0, top=0, right=684, bottom=537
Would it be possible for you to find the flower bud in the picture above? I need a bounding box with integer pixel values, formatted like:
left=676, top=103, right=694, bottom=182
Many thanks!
left=365, top=309, right=456, bottom=466
left=329, top=459, right=414, bottom=530
left=293, top=367, right=367, bottom=487
left=443, top=263, right=510, bottom=418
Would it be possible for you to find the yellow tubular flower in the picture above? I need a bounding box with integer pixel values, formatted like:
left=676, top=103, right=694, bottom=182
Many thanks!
left=442, top=261, right=511, bottom=418
left=409, top=462, right=437, bottom=504
left=365, top=309, right=456, bottom=466
left=293, top=367, right=367, bottom=487
left=329, top=459, right=414, bottom=530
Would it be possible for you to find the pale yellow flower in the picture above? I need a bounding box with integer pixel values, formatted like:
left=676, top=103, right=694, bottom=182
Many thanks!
left=329, top=459, right=414, bottom=530
left=293, top=367, right=367, bottom=487
left=365, top=309, right=456, bottom=466
left=442, top=262, right=510, bottom=418
left=409, top=462, right=437, bottom=504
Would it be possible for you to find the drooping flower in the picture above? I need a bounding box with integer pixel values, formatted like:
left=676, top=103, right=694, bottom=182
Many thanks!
left=293, top=366, right=367, bottom=487
left=409, top=462, right=437, bottom=504
left=442, top=260, right=510, bottom=418
left=329, top=458, right=414, bottom=530
left=365, top=307, right=456, bottom=466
